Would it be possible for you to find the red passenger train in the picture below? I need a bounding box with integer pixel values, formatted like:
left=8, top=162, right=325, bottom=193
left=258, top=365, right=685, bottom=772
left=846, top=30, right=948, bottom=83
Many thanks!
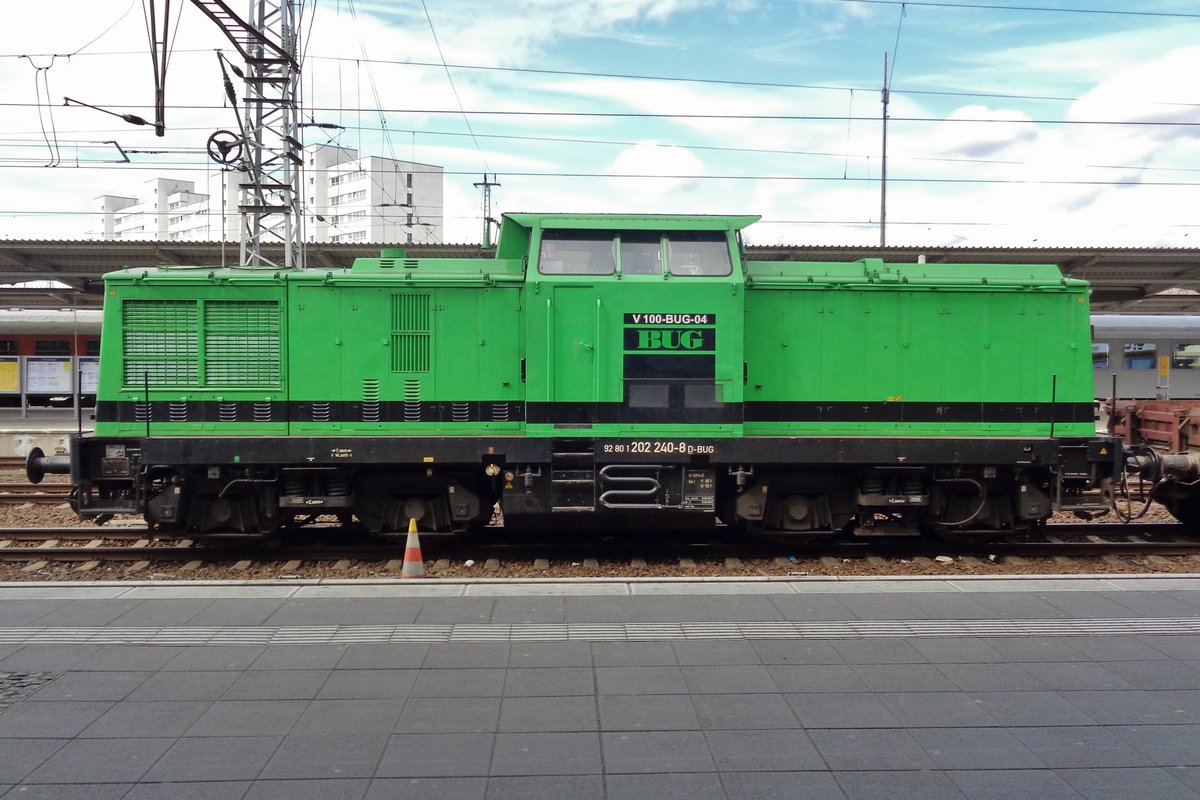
left=0, top=309, right=102, bottom=407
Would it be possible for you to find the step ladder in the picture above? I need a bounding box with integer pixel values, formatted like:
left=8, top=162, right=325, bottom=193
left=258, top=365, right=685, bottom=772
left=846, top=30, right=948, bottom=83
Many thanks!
left=551, top=442, right=596, bottom=512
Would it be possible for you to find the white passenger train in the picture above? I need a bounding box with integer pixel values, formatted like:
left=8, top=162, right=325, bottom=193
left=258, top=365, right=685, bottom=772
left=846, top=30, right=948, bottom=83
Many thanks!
left=1091, top=314, right=1200, bottom=401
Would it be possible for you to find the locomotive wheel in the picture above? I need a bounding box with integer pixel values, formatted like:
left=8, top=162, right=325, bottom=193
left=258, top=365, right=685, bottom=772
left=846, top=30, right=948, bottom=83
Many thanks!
left=1157, top=493, right=1200, bottom=532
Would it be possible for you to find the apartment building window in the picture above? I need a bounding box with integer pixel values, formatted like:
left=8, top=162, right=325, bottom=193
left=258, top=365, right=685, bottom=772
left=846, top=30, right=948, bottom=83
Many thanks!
left=332, top=210, right=366, bottom=225
left=406, top=213, right=413, bottom=226
left=407, top=192, right=413, bottom=205
left=330, top=171, right=366, bottom=187
left=406, top=173, right=412, bottom=188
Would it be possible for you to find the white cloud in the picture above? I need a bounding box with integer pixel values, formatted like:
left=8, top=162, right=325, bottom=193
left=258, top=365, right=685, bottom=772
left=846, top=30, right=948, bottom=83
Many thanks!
left=0, top=1, right=1197, bottom=250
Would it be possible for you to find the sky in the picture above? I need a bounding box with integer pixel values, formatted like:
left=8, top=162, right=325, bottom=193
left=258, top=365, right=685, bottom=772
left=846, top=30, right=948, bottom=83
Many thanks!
left=0, top=0, right=1197, bottom=248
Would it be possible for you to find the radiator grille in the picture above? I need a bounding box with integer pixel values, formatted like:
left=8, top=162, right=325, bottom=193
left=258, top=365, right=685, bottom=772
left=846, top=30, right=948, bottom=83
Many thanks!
left=204, top=300, right=281, bottom=386
left=122, top=299, right=280, bottom=388
left=391, top=293, right=430, bottom=373
left=122, top=300, right=199, bottom=386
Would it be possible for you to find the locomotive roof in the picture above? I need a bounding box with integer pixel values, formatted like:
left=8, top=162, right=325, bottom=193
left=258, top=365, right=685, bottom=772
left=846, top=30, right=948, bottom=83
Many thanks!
left=745, top=257, right=1080, bottom=288
left=501, top=213, right=760, bottom=230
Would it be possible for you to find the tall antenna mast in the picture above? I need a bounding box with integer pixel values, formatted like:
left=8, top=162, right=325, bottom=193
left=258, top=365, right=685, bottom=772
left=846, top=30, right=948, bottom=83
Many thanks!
left=880, top=52, right=889, bottom=248
left=474, top=173, right=500, bottom=248
left=192, top=0, right=305, bottom=269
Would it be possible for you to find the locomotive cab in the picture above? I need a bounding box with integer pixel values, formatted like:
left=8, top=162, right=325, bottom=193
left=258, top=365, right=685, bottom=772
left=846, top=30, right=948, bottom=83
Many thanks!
left=500, top=215, right=756, bottom=527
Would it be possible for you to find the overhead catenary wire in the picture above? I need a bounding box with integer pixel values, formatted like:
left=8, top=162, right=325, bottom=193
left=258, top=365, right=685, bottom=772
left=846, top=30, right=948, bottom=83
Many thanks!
left=0, top=160, right=1196, bottom=189
left=3, top=49, right=1197, bottom=110
left=5, top=126, right=1198, bottom=176
left=27, top=102, right=1200, bottom=126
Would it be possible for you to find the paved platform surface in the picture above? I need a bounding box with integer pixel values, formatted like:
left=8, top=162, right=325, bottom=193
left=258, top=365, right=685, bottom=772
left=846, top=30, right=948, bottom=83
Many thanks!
left=0, top=575, right=1198, bottom=799
left=0, top=409, right=91, bottom=460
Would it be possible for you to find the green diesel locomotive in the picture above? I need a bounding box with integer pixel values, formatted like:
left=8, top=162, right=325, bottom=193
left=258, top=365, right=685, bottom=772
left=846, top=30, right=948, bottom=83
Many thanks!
left=48, top=213, right=1120, bottom=538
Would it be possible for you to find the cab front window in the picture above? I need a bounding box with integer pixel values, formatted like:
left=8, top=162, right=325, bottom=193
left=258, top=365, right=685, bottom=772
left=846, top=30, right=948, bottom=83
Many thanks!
left=619, top=232, right=662, bottom=275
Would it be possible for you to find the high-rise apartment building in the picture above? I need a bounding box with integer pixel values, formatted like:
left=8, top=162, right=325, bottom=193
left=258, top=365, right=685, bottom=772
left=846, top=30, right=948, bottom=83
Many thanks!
left=97, top=147, right=444, bottom=244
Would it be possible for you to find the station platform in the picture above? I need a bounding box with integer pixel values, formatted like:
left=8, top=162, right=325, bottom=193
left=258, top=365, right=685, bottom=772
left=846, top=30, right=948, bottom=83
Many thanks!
left=0, top=574, right=1198, bottom=798
left=0, top=409, right=91, bottom=461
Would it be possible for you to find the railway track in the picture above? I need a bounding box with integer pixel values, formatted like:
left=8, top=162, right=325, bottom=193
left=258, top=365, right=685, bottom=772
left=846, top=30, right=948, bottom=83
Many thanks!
left=1, top=522, right=1199, bottom=572
left=0, top=482, right=72, bottom=503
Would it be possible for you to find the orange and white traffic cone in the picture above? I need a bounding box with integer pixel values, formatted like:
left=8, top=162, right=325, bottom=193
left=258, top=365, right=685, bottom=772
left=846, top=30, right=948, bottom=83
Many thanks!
left=401, top=517, right=426, bottom=579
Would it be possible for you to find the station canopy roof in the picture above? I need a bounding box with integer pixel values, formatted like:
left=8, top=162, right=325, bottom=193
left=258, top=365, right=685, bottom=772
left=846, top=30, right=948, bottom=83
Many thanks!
left=1, top=239, right=1197, bottom=313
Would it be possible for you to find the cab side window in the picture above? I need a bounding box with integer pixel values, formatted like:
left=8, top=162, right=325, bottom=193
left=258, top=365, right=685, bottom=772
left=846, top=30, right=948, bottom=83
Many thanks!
left=665, top=231, right=731, bottom=276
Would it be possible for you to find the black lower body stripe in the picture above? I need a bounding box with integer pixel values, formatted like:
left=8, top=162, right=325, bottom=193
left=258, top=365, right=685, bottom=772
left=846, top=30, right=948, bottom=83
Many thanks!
left=96, top=400, right=1095, bottom=426
left=744, top=401, right=1095, bottom=425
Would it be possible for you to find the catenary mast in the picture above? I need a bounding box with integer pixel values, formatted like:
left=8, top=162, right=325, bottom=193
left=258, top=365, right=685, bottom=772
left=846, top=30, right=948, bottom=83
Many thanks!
left=190, top=0, right=305, bottom=269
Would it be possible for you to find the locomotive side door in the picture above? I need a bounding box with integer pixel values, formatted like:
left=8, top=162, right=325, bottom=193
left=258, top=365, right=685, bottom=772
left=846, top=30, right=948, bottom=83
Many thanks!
left=549, top=285, right=599, bottom=418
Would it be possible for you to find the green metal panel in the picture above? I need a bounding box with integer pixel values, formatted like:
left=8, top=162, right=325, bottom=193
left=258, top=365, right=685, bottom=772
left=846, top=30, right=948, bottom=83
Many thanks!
left=743, top=259, right=1094, bottom=437
left=95, top=271, right=289, bottom=436
left=285, top=274, right=524, bottom=434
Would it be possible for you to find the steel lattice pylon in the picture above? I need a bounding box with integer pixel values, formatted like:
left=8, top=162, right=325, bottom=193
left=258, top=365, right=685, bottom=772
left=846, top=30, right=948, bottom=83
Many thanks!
left=192, top=0, right=305, bottom=269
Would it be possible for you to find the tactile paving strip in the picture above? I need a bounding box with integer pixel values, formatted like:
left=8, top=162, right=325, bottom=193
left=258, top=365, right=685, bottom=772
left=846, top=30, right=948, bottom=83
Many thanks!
left=0, top=617, right=1197, bottom=646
